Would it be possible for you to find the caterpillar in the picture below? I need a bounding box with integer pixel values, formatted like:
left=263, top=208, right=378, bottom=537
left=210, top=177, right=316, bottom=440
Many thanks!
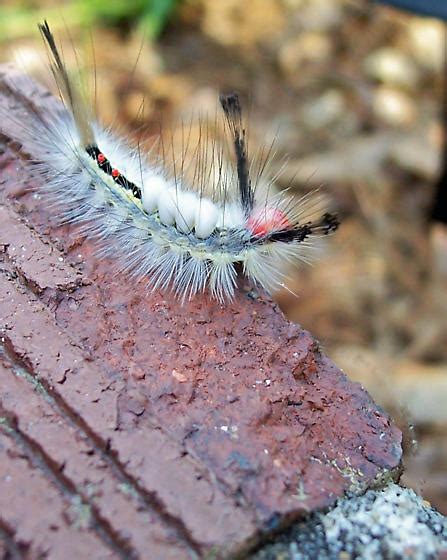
left=8, top=21, right=339, bottom=302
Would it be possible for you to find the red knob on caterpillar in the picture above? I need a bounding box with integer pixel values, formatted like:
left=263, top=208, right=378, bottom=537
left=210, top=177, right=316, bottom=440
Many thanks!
left=247, top=208, right=290, bottom=237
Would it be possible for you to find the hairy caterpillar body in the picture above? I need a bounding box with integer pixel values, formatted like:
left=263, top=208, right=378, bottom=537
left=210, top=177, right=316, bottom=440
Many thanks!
left=12, top=22, right=339, bottom=302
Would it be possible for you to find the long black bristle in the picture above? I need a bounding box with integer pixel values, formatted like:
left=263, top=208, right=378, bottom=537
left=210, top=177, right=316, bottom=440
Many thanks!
left=259, top=212, right=339, bottom=244
left=38, top=21, right=73, bottom=106
left=219, top=93, right=254, bottom=216
left=38, top=20, right=94, bottom=147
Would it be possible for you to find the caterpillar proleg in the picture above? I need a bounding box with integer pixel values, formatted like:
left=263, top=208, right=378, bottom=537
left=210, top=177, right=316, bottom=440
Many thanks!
left=11, top=21, right=339, bottom=303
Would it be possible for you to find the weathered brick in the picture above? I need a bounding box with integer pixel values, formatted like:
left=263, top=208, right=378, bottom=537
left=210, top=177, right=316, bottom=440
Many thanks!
left=0, top=205, right=81, bottom=295
left=0, top=275, right=256, bottom=556
left=0, top=430, right=118, bottom=559
left=0, top=359, right=192, bottom=560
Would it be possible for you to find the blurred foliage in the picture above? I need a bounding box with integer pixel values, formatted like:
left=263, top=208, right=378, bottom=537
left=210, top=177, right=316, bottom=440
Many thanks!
left=0, top=0, right=180, bottom=41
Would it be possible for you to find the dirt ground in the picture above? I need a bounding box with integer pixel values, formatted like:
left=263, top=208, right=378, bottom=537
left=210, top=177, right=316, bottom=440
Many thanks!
left=2, top=0, right=447, bottom=515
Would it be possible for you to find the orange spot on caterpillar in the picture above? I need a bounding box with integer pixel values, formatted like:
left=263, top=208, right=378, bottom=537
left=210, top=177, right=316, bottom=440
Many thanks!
left=112, top=168, right=120, bottom=178
left=247, top=208, right=290, bottom=237
left=97, top=153, right=106, bottom=164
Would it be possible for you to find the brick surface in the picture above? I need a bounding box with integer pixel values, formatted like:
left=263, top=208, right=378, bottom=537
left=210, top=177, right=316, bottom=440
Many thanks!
left=0, top=430, right=118, bottom=559
left=0, top=204, right=82, bottom=294
left=0, top=65, right=403, bottom=559
left=0, top=358, right=192, bottom=560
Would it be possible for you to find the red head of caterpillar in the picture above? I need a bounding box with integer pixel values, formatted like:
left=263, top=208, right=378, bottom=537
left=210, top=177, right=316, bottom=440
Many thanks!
left=247, top=208, right=291, bottom=237
left=18, top=21, right=339, bottom=303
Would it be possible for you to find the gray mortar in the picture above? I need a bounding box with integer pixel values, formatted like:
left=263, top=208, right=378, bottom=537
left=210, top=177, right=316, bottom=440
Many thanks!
left=252, top=484, right=447, bottom=560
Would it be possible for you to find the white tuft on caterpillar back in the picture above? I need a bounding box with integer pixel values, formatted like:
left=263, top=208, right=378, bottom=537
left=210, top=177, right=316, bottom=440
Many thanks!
left=12, top=21, right=339, bottom=303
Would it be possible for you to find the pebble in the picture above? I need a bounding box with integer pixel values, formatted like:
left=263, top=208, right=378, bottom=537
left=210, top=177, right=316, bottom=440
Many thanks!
left=279, top=33, right=331, bottom=74
left=301, top=90, right=346, bottom=130
left=407, top=18, right=445, bottom=72
left=372, top=86, right=416, bottom=127
left=365, top=48, right=419, bottom=89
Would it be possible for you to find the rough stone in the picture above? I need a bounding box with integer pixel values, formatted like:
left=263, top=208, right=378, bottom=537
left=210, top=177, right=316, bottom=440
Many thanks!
left=251, top=483, right=447, bottom=560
